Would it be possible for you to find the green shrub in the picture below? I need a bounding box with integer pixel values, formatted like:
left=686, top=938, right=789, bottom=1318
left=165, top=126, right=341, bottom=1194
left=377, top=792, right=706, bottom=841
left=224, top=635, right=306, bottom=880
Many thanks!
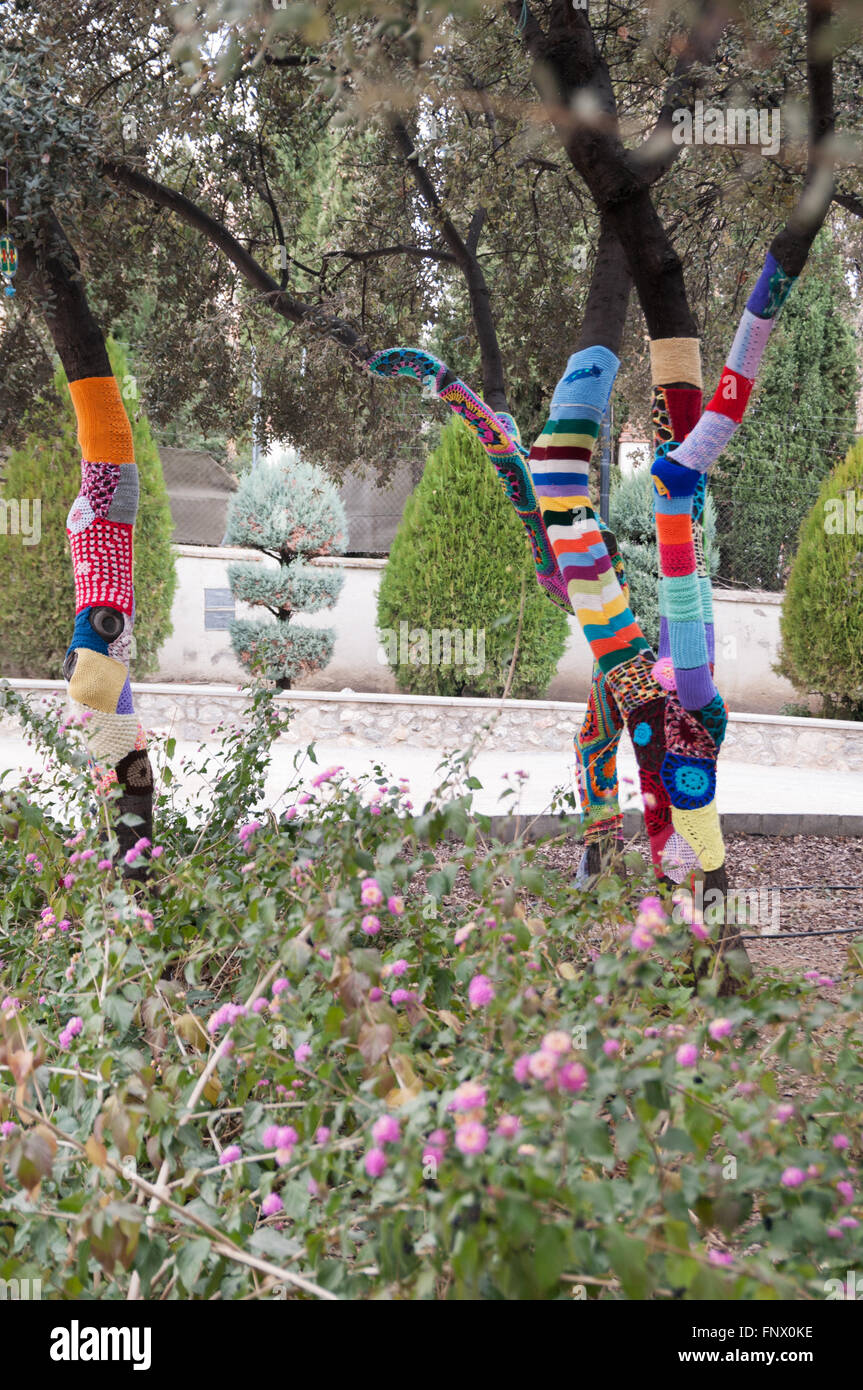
left=712, top=233, right=858, bottom=589
left=377, top=418, right=568, bottom=697
left=609, top=466, right=719, bottom=651
left=0, top=339, right=175, bottom=678
left=777, top=438, right=863, bottom=719
left=225, top=447, right=346, bottom=688
left=0, top=680, right=861, bottom=1301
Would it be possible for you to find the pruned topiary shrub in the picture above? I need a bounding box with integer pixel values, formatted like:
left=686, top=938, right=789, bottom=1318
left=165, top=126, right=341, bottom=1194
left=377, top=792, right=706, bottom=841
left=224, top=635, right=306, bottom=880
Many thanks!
left=225, top=447, right=346, bottom=688
left=777, top=438, right=863, bottom=719
left=377, top=418, right=568, bottom=698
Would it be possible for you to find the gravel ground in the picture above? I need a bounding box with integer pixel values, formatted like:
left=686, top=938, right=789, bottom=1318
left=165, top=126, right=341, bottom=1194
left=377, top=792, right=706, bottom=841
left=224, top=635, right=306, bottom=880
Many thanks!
left=425, top=832, right=863, bottom=983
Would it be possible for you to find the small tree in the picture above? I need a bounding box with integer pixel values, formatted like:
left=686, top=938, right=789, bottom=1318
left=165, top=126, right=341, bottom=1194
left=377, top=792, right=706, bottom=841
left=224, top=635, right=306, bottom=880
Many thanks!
left=377, top=418, right=568, bottom=698
left=0, top=339, right=175, bottom=678
left=712, top=233, right=858, bottom=589
left=777, top=439, right=863, bottom=720
left=225, top=447, right=347, bottom=688
left=609, top=465, right=719, bottom=652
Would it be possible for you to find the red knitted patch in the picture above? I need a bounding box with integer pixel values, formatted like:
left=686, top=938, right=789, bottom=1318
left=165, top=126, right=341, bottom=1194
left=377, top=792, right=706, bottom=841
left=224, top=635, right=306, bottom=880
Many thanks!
left=664, top=386, right=703, bottom=442
left=640, top=769, right=671, bottom=838
left=68, top=518, right=133, bottom=614
left=707, top=367, right=753, bottom=424
left=659, top=542, right=696, bottom=577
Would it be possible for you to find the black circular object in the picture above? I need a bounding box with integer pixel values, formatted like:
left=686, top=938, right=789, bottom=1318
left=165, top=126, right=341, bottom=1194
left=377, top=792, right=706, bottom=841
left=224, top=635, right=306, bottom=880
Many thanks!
left=89, top=606, right=124, bottom=641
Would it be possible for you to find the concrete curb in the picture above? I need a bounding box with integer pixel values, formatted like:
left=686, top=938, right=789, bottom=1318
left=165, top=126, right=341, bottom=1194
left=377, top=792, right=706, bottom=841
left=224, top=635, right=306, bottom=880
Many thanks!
left=488, top=811, right=863, bottom=841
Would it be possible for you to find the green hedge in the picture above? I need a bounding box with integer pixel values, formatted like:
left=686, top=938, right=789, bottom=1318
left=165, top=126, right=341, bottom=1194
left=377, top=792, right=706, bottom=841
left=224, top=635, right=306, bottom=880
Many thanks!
left=777, top=438, right=863, bottom=719
left=0, top=339, right=175, bottom=678
left=377, top=417, right=568, bottom=698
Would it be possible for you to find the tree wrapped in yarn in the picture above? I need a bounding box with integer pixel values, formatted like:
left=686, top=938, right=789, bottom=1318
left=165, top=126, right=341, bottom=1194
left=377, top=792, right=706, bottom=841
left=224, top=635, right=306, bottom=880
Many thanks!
left=225, top=447, right=347, bottom=688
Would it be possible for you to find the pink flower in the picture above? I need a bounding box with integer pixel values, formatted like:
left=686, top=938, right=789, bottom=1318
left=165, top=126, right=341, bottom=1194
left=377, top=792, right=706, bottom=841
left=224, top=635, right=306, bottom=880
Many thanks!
left=781, top=1167, right=806, bottom=1188
left=58, top=919, right=70, bottom=933
left=839, top=1216, right=859, bottom=1229
left=372, top=1115, right=400, bottom=1146
left=262, top=1126, right=280, bottom=1148
left=708, top=1251, right=733, bottom=1267
left=833, top=1134, right=850, bottom=1150
left=676, top=1043, right=698, bottom=1068
left=311, top=765, right=343, bottom=788
left=152, top=845, right=164, bottom=859
left=455, top=1122, right=488, bottom=1155
left=542, top=1031, right=571, bottom=1056
left=708, top=1018, right=733, bottom=1040
left=449, top=1081, right=487, bottom=1112
left=272, top=978, right=290, bottom=995
left=454, top=925, right=474, bottom=946
left=390, top=988, right=417, bottom=1006
left=468, top=974, right=495, bottom=1008
left=315, top=1127, right=330, bottom=1145
left=496, top=1115, right=521, bottom=1138
left=774, top=1104, right=795, bottom=1122
left=238, top=821, right=262, bottom=844
left=369, top=987, right=383, bottom=1001
left=836, top=1181, right=855, bottom=1205
left=361, top=914, right=381, bottom=936
left=98, top=858, right=112, bottom=871
left=513, top=1055, right=531, bottom=1084
left=364, top=1147, right=388, bottom=1178
left=388, top=959, right=408, bottom=977
left=1, top=1120, right=18, bottom=1137
left=603, top=1039, right=621, bottom=1057
left=261, top=1193, right=283, bottom=1216
left=387, top=896, right=404, bottom=915
left=557, top=1062, right=588, bottom=1094
left=528, top=1050, right=556, bottom=1081
left=360, top=878, right=383, bottom=907
left=294, top=1044, right=312, bottom=1065
left=283, top=807, right=297, bottom=822
left=219, top=1145, right=242, bottom=1165
left=251, top=998, right=268, bottom=1014
left=644, top=1026, right=660, bottom=1038
left=690, top=919, right=711, bottom=941
left=630, top=926, right=654, bottom=950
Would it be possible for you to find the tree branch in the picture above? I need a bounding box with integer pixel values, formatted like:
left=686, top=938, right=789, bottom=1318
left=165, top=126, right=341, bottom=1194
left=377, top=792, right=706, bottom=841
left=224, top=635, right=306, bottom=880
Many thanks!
left=102, top=158, right=372, bottom=364
left=388, top=117, right=509, bottom=412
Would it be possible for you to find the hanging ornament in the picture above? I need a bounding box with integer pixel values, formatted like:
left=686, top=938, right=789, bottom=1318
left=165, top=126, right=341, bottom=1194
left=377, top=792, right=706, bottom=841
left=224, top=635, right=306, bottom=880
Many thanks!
left=0, top=233, right=16, bottom=297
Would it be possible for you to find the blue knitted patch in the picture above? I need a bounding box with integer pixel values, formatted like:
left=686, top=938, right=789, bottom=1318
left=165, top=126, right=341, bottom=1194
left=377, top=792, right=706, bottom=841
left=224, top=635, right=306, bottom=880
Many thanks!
left=660, top=753, right=716, bottom=810
left=67, top=608, right=108, bottom=659
left=651, top=455, right=700, bottom=499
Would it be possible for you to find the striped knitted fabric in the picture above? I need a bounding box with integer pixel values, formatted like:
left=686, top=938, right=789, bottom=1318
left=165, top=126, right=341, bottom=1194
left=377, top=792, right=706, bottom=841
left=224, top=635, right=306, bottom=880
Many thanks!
left=367, top=345, right=635, bottom=856
left=530, top=347, right=651, bottom=674
left=366, top=348, right=570, bottom=611
left=64, top=376, right=151, bottom=802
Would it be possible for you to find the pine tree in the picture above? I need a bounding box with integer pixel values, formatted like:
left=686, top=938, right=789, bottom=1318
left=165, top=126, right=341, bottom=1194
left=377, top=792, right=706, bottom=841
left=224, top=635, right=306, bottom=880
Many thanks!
left=377, top=418, right=568, bottom=698
left=713, top=232, right=859, bottom=589
left=0, top=339, right=175, bottom=677
left=225, top=447, right=346, bottom=688
left=777, top=438, right=863, bottom=719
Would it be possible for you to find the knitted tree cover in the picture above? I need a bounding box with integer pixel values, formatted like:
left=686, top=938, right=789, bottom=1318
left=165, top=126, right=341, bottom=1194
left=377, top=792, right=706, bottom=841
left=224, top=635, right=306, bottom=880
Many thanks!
left=64, top=375, right=153, bottom=859
left=645, top=252, right=798, bottom=874
left=368, top=347, right=635, bottom=863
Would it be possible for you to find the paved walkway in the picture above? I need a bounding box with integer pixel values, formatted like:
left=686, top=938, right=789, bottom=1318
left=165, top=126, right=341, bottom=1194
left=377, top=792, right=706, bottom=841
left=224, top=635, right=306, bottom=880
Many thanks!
left=2, top=733, right=861, bottom=832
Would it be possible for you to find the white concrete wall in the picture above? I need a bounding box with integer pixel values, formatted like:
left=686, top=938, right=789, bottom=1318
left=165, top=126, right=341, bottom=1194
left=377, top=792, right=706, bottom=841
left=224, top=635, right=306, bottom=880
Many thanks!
left=155, top=547, right=801, bottom=713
